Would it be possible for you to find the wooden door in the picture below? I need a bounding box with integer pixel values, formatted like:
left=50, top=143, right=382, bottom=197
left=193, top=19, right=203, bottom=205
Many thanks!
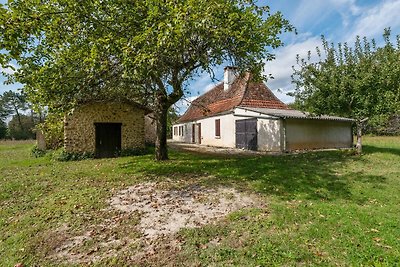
left=95, top=123, right=122, bottom=158
left=192, top=124, right=196, bottom=143
left=198, top=123, right=201, bottom=144
left=235, top=119, right=257, bottom=151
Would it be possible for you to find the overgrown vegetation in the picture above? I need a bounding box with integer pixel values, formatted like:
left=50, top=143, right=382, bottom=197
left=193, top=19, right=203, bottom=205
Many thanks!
left=35, top=113, right=64, bottom=150
left=0, top=137, right=399, bottom=266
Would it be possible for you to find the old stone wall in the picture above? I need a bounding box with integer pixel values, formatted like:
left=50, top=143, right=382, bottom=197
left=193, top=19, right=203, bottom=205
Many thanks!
left=64, top=102, right=145, bottom=153
left=144, top=114, right=156, bottom=144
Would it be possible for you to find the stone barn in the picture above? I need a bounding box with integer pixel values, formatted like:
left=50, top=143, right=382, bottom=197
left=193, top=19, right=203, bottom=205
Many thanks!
left=64, top=101, right=146, bottom=158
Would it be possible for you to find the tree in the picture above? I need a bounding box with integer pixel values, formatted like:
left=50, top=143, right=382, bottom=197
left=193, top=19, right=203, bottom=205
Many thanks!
left=8, top=114, right=37, bottom=140
left=0, top=120, right=7, bottom=139
left=0, top=0, right=293, bottom=160
left=0, top=91, right=28, bottom=132
left=291, top=29, right=400, bottom=153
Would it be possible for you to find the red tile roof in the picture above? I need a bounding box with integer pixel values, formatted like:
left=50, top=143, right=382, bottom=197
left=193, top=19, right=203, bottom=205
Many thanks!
left=177, top=73, right=289, bottom=123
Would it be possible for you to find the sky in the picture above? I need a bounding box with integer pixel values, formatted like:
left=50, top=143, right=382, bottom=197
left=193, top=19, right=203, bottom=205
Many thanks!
left=1, top=0, right=400, bottom=114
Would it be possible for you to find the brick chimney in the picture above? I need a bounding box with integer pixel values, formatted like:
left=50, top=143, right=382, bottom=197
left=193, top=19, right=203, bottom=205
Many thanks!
left=224, top=66, right=238, bottom=91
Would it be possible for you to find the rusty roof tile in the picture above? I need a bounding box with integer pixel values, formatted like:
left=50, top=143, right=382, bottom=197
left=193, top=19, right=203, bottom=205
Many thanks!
left=177, top=73, right=289, bottom=123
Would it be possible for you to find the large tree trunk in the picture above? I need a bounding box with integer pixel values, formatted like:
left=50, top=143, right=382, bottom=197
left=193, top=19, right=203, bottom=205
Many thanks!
left=155, top=106, right=169, bottom=161
left=152, top=74, right=184, bottom=161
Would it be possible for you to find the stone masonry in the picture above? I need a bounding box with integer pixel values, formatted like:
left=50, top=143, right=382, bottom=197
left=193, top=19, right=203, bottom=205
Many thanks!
left=64, top=102, right=145, bottom=153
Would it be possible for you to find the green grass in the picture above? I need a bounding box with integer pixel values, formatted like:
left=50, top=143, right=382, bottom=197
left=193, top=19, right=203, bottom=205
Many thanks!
left=0, top=137, right=399, bottom=266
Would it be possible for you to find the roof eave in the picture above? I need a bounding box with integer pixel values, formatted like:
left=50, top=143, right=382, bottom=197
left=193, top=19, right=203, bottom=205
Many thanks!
left=174, top=109, right=235, bottom=124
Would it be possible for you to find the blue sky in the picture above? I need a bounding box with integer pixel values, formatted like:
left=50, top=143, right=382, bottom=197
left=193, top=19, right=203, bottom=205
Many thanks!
left=1, top=0, right=400, bottom=113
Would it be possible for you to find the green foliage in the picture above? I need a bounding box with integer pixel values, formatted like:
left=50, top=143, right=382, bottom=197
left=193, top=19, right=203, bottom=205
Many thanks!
left=0, top=0, right=294, bottom=159
left=53, top=148, right=94, bottom=162
left=0, top=90, right=27, bottom=118
left=0, top=120, right=7, bottom=139
left=8, top=114, right=37, bottom=140
left=367, top=114, right=400, bottom=135
left=36, top=113, right=64, bottom=150
left=53, top=147, right=151, bottom=161
left=291, top=29, right=400, bottom=128
left=30, top=144, right=46, bottom=158
left=167, top=107, right=179, bottom=138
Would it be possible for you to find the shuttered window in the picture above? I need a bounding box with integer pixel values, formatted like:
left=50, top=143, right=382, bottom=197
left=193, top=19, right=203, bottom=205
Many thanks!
left=215, top=119, right=221, bottom=137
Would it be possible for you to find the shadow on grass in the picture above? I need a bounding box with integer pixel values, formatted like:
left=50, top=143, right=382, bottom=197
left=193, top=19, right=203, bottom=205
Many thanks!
left=119, top=148, right=387, bottom=202
left=363, top=145, right=400, bottom=156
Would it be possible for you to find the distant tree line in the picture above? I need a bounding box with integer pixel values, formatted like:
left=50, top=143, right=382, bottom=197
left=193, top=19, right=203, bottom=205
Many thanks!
left=0, top=90, right=44, bottom=140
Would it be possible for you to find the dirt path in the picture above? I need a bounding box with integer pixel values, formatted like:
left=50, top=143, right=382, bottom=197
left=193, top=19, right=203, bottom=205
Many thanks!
left=49, top=181, right=263, bottom=264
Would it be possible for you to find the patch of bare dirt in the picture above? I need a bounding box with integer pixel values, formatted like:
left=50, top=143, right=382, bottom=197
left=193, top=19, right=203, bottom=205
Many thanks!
left=109, top=182, right=259, bottom=239
left=49, top=181, right=262, bottom=265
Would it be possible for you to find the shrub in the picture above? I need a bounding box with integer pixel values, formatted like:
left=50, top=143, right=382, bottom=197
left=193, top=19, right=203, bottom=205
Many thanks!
left=36, top=113, right=64, bottom=150
left=53, top=149, right=94, bottom=161
left=31, top=145, right=46, bottom=158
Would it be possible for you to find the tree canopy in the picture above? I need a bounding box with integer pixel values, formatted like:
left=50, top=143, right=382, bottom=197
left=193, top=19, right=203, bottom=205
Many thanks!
left=8, top=113, right=37, bottom=140
left=291, top=29, right=400, bottom=152
left=291, top=29, right=399, bottom=125
left=1, top=0, right=293, bottom=159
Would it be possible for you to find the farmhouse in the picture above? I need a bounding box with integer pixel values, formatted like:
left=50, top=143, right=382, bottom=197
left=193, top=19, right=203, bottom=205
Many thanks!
left=172, top=67, right=354, bottom=152
left=64, top=101, right=147, bottom=158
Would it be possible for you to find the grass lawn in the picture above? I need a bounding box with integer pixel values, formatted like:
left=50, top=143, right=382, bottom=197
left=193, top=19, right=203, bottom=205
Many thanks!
left=0, top=136, right=399, bottom=266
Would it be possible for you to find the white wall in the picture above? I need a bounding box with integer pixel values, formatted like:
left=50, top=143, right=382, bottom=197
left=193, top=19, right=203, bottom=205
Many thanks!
left=198, top=114, right=236, bottom=147
left=234, top=108, right=276, bottom=119
left=173, top=113, right=250, bottom=148
left=257, top=119, right=282, bottom=152
left=285, top=119, right=353, bottom=150
left=172, top=123, right=193, bottom=143
left=173, top=109, right=285, bottom=151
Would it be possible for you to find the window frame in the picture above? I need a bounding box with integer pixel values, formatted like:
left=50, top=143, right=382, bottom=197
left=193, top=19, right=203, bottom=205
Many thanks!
left=215, top=119, right=221, bottom=138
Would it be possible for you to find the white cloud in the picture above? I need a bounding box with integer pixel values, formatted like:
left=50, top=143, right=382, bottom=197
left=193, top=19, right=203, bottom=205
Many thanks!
left=174, top=96, right=197, bottom=115
left=291, top=0, right=362, bottom=30
left=345, top=0, right=400, bottom=41
left=0, top=63, right=17, bottom=75
left=291, top=1, right=333, bottom=29
left=177, top=78, right=219, bottom=114
left=264, top=35, right=322, bottom=103
left=330, top=0, right=361, bottom=15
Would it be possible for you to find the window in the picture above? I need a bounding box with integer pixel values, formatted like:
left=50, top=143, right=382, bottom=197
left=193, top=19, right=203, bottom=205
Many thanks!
left=215, top=119, right=221, bottom=137
left=178, top=126, right=182, bottom=136
left=174, top=126, right=178, bottom=136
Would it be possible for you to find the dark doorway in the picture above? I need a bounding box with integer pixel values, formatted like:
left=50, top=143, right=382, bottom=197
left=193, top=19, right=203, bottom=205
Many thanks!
left=95, top=123, right=122, bottom=158
left=198, top=123, right=202, bottom=144
left=192, top=124, right=195, bottom=143
left=236, top=119, right=257, bottom=151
